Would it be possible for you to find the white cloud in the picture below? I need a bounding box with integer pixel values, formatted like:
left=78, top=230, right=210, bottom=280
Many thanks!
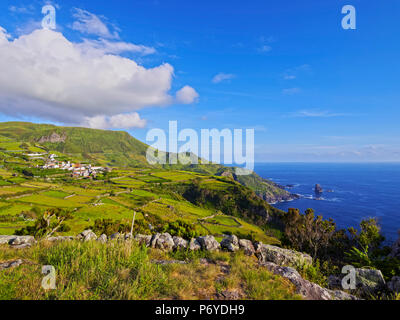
left=83, top=112, right=147, bottom=129
left=71, top=8, right=119, bottom=39
left=258, top=45, right=272, bottom=53
left=290, top=110, right=350, bottom=118
left=77, top=38, right=156, bottom=55
left=282, top=88, right=301, bottom=95
left=9, top=5, right=35, bottom=14
left=0, top=27, right=198, bottom=127
left=176, top=86, right=199, bottom=104
left=283, top=75, right=296, bottom=80
left=212, top=73, right=236, bottom=84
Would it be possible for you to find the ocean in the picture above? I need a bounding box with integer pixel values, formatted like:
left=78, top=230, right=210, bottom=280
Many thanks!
left=255, top=163, right=400, bottom=243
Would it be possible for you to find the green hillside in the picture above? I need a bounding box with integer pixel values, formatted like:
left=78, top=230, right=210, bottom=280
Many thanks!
left=0, top=121, right=294, bottom=202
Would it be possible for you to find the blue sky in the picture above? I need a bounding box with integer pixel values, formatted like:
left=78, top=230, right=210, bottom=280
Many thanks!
left=0, top=0, right=399, bottom=162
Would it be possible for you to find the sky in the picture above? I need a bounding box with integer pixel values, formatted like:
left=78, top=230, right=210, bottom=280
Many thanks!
left=0, top=0, right=399, bottom=163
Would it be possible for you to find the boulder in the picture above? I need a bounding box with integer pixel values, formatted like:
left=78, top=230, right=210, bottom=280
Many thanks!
left=134, top=234, right=152, bottom=247
left=263, top=262, right=357, bottom=300
left=150, top=233, right=175, bottom=251
left=387, top=276, right=400, bottom=293
left=110, top=232, right=123, bottom=240
left=124, top=233, right=133, bottom=241
left=189, top=238, right=201, bottom=251
left=0, top=236, right=18, bottom=245
left=8, top=236, right=36, bottom=246
left=173, top=236, right=188, bottom=250
left=256, top=244, right=312, bottom=267
left=327, top=275, right=342, bottom=290
left=97, top=234, right=108, bottom=243
left=238, top=239, right=255, bottom=256
left=46, top=236, right=75, bottom=242
left=390, top=232, right=400, bottom=258
left=79, top=230, right=97, bottom=241
left=220, top=235, right=239, bottom=252
left=355, top=268, right=386, bottom=294
left=0, top=259, right=23, bottom=270
left=197, top=235, right=220, bottom=251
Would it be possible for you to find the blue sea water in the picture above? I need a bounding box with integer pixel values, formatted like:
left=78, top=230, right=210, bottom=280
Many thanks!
left=255, top=163, right=400, bottom=243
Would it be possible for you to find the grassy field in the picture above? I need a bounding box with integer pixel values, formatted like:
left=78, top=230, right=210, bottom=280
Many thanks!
left=0, top=241, right=301, bottom=300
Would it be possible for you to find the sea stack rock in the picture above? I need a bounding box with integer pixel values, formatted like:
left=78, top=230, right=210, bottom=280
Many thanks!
left=315, top=184, right=323, bottom=195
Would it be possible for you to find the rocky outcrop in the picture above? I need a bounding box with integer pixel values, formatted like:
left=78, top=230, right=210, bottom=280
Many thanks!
left=78, top=230, right=97, bottom=242
left=46, top=236, right=75, bottom=242
left=189, top=238, right=201, bottom=251
left=97, top=234, right=108, bottom=243
left=263, top=262, right=357, bottom=300
left=238, top=239, right=255, bottom=256
left=150, top=233, right=175, bottom=251
left=134, top=234, right=152, bottom=247
left=387, top=276, right=400, bottom=293
left=390, top=232, right=400, bottom=259
left=0, top=235, right=36, bottom=246
left=173, top=236, right=188, bottom=250
left=355, top=268, right=386, bottom=294
left=197, top=235, right=220, bottom=251
left=38, top=132, right=67, bottom=143
left=0, top=259, right=24, bottom=270
left=315, top=184, right=323, bottom=195
left=256, top=243, right=312, bottom=267
left=220, top=235, right=239, bottom=252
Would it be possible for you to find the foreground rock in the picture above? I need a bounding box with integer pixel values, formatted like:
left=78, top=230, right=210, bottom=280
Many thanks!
left=256, top=243, right=312, bottom=267
left=387, top=276, right=400, bottom=293
left=46, top=236, right=75, bottom=242
left=0, top=259, right=23, bottom=270
left=189, top=238, right=201, bottom=251
left=239, top=239, right=255, bottom=256
left=355, top=268, right=386, bottom=294
left=263, top=262, right=357, bottom=300
left=197, top=235, right=220, bottom=251
left=78, top=230, right=97, bottom=242
left=150, top=233, right=175, bottom=251
left=220, top=235, right=239, bottom=252
left=0, top=236, right=36, bottom=246
left=134, top=234, right=152, bottom=247
left=96, top=234, right=108, bottom=243
left=173, top=236, right=188, bottom=250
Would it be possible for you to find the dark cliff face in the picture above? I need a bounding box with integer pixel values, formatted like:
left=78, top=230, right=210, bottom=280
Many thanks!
left=258, top=192, right=300, bottom=204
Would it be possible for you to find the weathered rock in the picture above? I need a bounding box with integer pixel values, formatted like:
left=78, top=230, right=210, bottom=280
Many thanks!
left=79, top=230, right=97, bottom=241
left=262, top=262, right=356, bottom=300
left=0, top=259, right=23, bottom=270
left=110, top=232, right=122, bottom=240
left=355, top=268, right=386, bottom=294
left=216, top=290, right=241, bottom=300
left=256, top=244, right=312, bottom=267
left=0, top=236, right=18, bottom=245
left=97, top=234, right=108, bottom=243
left=151, top=233, right=175, bottom=251
left=315, top=184, right=323, bottom=195
left=8, top=236, right=36, bottom=246
left=238, top=239, right=255, bottom=256
left=124, top=233, right=133, bottom=241
left=390, top=232, right=400, bottom=258
left=189, top=238, right=201, bottom=251
left=328, top=275, right=342, bottom=290
left=220, top=235, right=239, bottom=252
left=134, top=234, right=152, bottom=247
left=173, top=236, right=188, bottom=250
left=11, top=243, right=32, bottom=249
left=387, top=276, right=400, bottom=293
left=46, top=236, right=75, bottom=242
left=197, top=235, right=220, bottom=251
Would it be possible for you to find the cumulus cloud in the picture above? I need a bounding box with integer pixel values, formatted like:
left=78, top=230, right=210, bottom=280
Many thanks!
left=212, top=73, right=236, bottom=84
left=83, top=112, right=147, bottom=129
left=0, top=27, right=198, bottom=129
left=176, top=86, right=199, bottom=104
left=71, top=8, right=119, bottom=39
